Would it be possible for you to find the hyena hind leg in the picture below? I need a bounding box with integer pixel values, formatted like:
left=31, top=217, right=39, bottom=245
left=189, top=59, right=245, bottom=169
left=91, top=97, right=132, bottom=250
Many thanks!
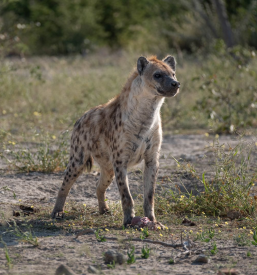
left=96, top=167, right=114, bottom=214
left=51, top=157, right=89, bottom=219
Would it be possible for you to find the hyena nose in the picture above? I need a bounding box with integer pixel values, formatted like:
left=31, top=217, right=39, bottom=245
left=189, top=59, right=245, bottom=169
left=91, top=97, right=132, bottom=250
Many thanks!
left=171, top=81, right=180, bottom=88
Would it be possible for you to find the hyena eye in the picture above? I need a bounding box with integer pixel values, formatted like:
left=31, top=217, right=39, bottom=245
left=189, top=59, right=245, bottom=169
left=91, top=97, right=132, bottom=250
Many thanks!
left=154, top=73, right=161, bottom=79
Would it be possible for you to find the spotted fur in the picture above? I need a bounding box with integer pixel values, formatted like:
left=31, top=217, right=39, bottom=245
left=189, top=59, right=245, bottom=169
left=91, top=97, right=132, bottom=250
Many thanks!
left=51, top=55, right=180, bottom=225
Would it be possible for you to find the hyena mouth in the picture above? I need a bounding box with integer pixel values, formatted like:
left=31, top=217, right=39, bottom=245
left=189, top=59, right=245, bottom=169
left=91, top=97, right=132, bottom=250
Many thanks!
left=157, top=88, right=179, bottom=97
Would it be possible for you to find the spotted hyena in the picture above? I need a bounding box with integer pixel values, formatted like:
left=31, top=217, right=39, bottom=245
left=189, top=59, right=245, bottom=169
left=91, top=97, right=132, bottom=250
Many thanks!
left=51, top=55, right=180, bottom=225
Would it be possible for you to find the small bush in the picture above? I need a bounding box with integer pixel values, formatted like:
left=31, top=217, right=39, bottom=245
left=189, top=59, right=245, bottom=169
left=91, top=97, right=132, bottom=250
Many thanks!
left=194, top=48, right=257, bottom=133
left=1, top=130, right=69, bottom=173
left=155, top=136, right=257, bottom=217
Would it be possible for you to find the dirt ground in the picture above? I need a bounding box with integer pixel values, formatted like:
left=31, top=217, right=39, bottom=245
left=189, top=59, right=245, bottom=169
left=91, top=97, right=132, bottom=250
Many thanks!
left=1, top=134, right=257, bottom=275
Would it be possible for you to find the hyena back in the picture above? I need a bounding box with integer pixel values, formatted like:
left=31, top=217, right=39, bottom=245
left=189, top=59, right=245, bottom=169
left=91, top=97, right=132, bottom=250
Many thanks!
left=51, top=55, right=180, bottom=225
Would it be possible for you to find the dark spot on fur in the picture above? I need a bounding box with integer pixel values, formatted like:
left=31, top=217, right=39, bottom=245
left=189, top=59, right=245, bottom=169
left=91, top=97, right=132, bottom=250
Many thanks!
left=132, top=142, right=138, bottom=152
left=120, top=149, right=123, bottom=154
left=72, top=162, right=75, bottom=168
left=69, top=175, right=71, bottom=178
left=146, top=143, right=151, bottom=150
left=115, top=125, right=118, bottom=130
left=116, top=160, right=122, bottom=165
left=61, top=188, right=64, bottom=191
left=145, top=137, right=151, bottom=143
left=74, top=174, right=77, bottom=177
left=148, top=194, right=153, bottom=201
left=122, top=194, right=125, bottom=199
left=134, top=133, right=143, bottom=140
left=75, top=145, right=78, bottom=153
left=116, top=167, right=119, bottom=173
left=84, top=134, right=87, bottom=141
left=79, top=148, right=84, bottom=165
left=117, top=152, right=120, bottom=157
left=119, top=182, right=122, bottom=186
left=119, top=121, right=121, bottom=127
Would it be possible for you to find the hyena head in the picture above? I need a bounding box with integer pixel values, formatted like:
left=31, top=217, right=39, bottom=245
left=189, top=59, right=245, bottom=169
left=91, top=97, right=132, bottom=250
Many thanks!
left=137, top=55, right=180, bottom=97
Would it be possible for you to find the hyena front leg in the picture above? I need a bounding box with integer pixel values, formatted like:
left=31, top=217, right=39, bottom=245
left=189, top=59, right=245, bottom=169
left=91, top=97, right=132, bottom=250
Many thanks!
left=51, top=157, right=85, bottom=218
left=143, top=156, right=159, bottom=222
left=96, top=167, right=114, bottom=214
left=114, top=165, right=135, bottom=225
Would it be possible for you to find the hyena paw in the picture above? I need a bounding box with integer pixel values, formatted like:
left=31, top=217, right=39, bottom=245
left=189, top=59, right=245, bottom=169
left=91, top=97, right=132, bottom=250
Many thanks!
left=51, top=210, right=64, bottom=219
left=99, top=207, right=110, bottom=215
left=123, top=215, right=135, bottom=226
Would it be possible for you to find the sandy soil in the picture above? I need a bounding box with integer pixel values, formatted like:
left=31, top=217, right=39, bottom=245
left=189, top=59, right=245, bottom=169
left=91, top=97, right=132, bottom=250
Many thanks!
left=0, top=134, right=257, bottom=275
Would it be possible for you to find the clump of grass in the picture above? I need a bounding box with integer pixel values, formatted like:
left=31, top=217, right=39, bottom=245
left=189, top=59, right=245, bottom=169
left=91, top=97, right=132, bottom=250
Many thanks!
left=107, top=260, right=116, bottom=269
left=0, top=237, right=12, bottom=268
left=210, top=242, right=218, bottom=255
left=1, top=130, right=69, bottom=173
left=196, top=228, right=215, bottom=243
left=234, top=232, right=251, bottom=246
left=168, top=258, right=175, bottom=264
left=127, top=246, right=136, bottom=264
left=251, top=230, right=257, bottom=246
left=95, top=229, right=106, bottom=242
left=141, top=245, right=150, bottom=259
left=155, top=137, right=257, bottom=218
left=12, top=222, right=39, bottom=246
left=140, top=227, right=149, bottom=240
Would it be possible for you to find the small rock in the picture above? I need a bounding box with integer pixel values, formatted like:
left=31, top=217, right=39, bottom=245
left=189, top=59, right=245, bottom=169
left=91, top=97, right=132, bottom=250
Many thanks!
left=116, top=252, right=126, bottom=264
left=104, top=250, right=126, bottom=265
left=217, top=268, right=241, bottom=275
left=194, top=254, right=210, bottom=264
left=227, top=210, right=241, bottom=220
left=87, top=266, right=98, bottom=274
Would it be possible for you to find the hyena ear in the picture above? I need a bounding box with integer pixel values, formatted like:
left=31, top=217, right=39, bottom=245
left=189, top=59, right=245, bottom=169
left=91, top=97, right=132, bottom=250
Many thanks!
left=163, top=55, right=176, bottom=71
left=137, top=56, right=149, bottom=76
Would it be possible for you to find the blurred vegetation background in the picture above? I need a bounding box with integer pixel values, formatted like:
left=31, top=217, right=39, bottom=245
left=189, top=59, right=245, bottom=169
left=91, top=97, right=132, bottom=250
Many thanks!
left=0, top=0, right=257, bottom=55
left=0, top=0, right=257, bottom=141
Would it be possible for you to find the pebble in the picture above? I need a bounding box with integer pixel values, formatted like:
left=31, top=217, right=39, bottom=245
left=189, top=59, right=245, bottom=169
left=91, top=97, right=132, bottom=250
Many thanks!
left=87, top=266, right=98, bottom=274
left=194, top=254, right=210, bottom=264
left=104, top=250, right=126, bottom=265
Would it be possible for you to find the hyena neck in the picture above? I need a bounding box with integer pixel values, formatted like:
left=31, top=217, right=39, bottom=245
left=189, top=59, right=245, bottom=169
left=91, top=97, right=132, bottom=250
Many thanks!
left=124, top=76, right=164, bottom=132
